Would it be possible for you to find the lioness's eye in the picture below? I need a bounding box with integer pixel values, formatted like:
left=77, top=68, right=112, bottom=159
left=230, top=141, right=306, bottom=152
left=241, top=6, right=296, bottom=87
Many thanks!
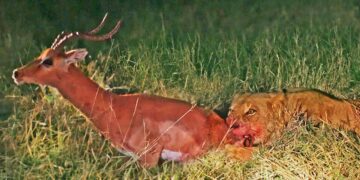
left=245, top=108, right=256, bottom=116
left=41, top=58, right=53, bottom=67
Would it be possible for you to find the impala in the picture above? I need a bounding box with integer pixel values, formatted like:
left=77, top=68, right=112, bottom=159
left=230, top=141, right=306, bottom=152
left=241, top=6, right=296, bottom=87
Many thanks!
left=12, top=14, right=233, bottom=167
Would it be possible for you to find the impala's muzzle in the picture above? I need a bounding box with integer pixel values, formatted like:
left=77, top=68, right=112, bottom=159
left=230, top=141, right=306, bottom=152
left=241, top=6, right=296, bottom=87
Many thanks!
left=12, top=69, right=25, bottom=85
left=12, top=69, right=20, bottom=85
left=13, top=70, right=19, bottom=78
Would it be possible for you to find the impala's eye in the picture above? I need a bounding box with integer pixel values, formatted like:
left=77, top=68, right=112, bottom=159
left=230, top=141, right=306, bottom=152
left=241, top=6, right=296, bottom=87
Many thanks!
left=41, top=58, right=53, bottom=67
left=245, top=108, right=257, bottom=116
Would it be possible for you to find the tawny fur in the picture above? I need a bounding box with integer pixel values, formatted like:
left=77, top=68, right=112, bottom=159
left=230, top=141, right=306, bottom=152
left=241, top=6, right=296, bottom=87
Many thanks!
left=226, top=88, right=360, bottom=147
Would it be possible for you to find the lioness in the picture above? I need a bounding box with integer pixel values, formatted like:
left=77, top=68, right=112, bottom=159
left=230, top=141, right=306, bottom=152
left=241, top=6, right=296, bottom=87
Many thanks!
left=226, top=88, right=360, bottom=147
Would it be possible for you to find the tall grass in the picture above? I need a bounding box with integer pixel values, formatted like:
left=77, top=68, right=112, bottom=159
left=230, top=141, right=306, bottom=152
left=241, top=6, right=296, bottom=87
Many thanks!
left=1, top=0, right=360, bottom=178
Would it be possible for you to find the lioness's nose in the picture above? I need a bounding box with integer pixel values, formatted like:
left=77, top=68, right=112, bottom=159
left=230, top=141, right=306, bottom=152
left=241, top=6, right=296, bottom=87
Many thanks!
left=231, top=122, right=240, bottom=129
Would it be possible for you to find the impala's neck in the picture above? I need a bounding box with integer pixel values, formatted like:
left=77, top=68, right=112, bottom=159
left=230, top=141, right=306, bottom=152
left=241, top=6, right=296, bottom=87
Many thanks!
left=53, top=65, right=114, bottom=131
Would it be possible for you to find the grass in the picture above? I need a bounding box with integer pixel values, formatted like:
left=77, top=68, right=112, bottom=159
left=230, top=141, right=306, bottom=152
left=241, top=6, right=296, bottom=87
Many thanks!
left=1, top=0, right=360, bottom=179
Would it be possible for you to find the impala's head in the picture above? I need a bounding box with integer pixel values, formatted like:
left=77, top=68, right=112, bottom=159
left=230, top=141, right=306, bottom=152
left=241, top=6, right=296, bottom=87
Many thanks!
left=12, top=13, right=122, bottom=86
left=12, top=48, right=88, bottom=86
left=226, top=92, right=285, bottom=147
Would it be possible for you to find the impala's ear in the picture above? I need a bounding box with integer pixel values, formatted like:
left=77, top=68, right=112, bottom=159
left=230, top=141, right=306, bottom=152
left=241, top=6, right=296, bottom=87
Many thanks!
left=64, top=49, right=88, bottom=65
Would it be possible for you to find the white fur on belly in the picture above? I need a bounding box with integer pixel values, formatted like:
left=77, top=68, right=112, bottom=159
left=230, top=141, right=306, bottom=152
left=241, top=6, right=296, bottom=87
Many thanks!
left=161, top=149, right=183, bottom=161
left=118, top=148, right=183, bottom=161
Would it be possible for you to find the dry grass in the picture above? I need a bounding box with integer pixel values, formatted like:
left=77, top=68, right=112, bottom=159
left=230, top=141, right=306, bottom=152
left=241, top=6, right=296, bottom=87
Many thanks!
left=1, top=0, right=360, bottom=179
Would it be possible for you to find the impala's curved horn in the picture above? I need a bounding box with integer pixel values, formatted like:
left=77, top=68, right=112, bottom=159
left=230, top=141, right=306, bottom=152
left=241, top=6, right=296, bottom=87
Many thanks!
left=51, top=13, right=122, bottom=52
left=88, top=13, right=108, bottom=34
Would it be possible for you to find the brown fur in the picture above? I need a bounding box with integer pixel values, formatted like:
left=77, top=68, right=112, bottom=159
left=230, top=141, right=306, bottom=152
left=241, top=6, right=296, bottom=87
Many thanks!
left=13, top=48, right=234, bottom=167
left=227, top=88, right=360, bottom=147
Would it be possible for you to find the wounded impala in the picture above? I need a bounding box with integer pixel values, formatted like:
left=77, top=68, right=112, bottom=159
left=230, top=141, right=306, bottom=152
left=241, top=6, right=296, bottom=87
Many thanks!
left=12, top=14, right=234, bottom=167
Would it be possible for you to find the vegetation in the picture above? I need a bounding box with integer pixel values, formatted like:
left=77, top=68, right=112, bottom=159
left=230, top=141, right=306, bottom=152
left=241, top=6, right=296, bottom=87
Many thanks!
left=1, top=0, right=360, bottom=178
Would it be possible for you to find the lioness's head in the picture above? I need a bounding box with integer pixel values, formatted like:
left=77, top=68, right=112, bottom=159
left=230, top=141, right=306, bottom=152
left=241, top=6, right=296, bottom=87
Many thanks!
left=226, top=92, right=286, bottom=147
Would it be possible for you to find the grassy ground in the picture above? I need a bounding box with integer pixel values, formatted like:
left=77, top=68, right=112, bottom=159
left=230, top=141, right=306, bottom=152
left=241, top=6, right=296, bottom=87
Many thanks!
left=1, top=0, right=360, bottom=179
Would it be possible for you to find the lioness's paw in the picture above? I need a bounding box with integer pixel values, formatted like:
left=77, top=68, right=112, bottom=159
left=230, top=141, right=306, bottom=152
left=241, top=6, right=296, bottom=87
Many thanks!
left=224, top=144, right=254, bottom=161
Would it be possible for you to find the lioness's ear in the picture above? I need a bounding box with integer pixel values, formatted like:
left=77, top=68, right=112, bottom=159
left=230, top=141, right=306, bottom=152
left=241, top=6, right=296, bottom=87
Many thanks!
left=64, top=49, right=88, bottom=65
left=233, top=93, right=250, bottom=101
left=270, top=93, right=286, bottom=108
left=233, top=94, right=240, bottom=101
